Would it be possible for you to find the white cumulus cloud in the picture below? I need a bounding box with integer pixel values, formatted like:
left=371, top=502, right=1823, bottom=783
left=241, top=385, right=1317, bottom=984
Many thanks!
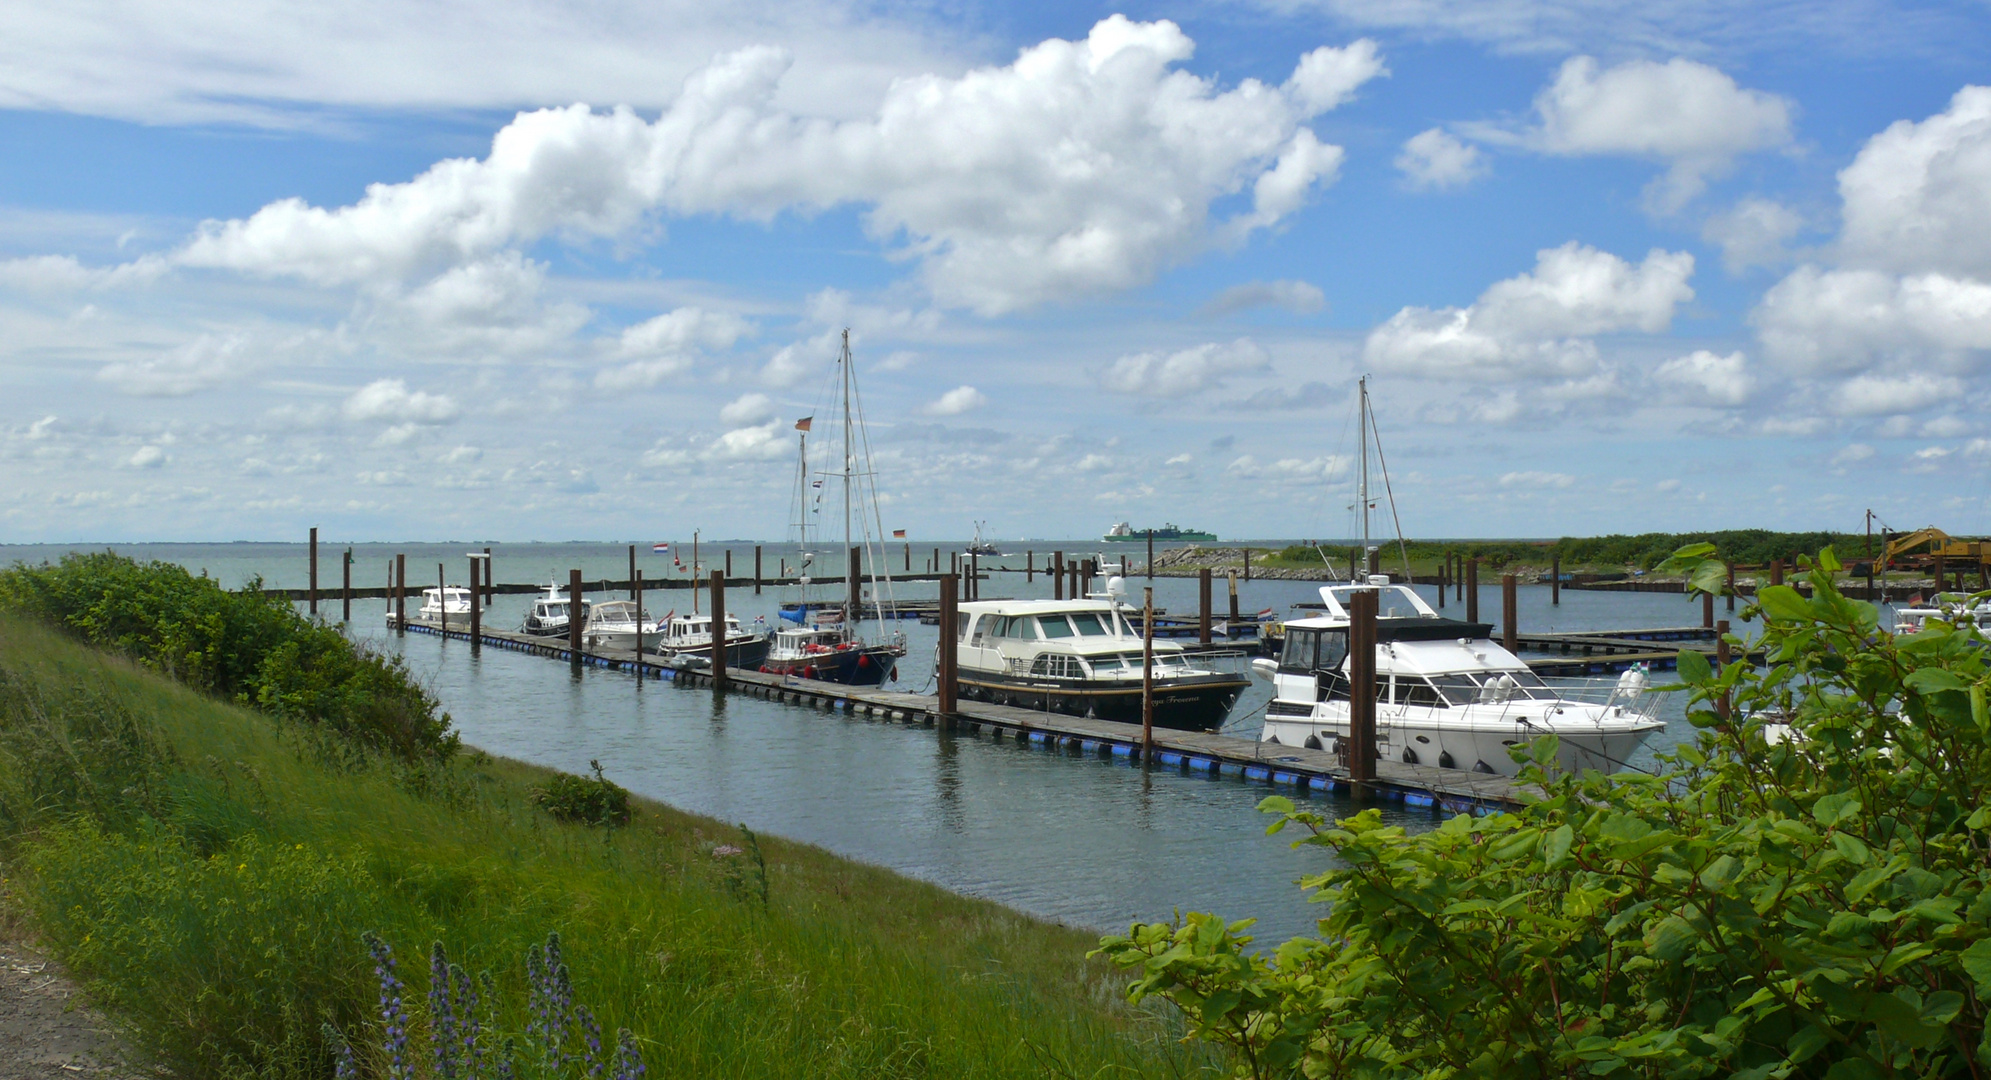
left=1828, top=373, right=1964, bottom=416
left=1105, top=338, right=1271, bottom=396
left=1837, top=85, right=1991, bottom=278
left=1702, top=197, right=1804, bottom=273
left=1395, top=128, right=1488, bottom=190
left=719, top=392, right=775, bottom=426
left=1364, top=243, right=1693, bottom=379
left=162, top=19, right=1383, bottom=314
left=95, top=333, right=252, bottom=397
left=343, top=379, right=461, bottom=425
left=1499, top=470, right=1575, bottom=488
left=923, top=386, right=987, bottom=416
left=704, top=420, right=790, bottom=461
left=1653, top=349, right=1753, bottom=406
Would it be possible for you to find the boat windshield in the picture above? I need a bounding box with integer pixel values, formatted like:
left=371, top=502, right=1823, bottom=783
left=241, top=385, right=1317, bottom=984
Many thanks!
left=1427, top=669, right=1558, bottom=703
left=1070, top=612, right=1112, bottom=636
left=1036, top=616, right=1076, bottom=639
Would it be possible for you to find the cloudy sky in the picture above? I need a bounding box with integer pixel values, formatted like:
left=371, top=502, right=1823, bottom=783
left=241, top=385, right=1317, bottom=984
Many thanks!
left=4, top=0, right=1990, bottom=543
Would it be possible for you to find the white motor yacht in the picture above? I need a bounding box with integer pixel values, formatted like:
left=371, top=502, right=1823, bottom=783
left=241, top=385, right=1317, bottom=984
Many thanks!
left=582, top=599, right=664, bottom=652
left=954, top=595, right=1248, bottom=730
left=1891, top=593, right=1991, bottom=634
left=520, top=580, right=587, bottom=637
left=1255, top=579, right=1668, bottom=775
left=658, top=612, right=771, bottom=668
left=389, top=585, right=474, bottom=628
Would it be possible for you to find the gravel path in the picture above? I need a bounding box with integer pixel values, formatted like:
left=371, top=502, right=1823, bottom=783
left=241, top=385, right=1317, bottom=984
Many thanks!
left=0, top=903, right=135, bottom=1079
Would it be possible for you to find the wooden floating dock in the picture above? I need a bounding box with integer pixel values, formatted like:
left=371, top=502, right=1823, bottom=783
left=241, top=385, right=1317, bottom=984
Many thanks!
left=393, top=617, right=1527, bottom=814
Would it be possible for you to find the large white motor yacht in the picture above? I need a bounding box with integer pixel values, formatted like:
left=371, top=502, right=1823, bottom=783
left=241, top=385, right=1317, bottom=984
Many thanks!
left=1255, top=579, right=1667, bottom=776
left=582, top=599, right=664, bottom=652
left=390, top=586, right=474, bottom=628
left=954, top=594, right=1248, bottom=730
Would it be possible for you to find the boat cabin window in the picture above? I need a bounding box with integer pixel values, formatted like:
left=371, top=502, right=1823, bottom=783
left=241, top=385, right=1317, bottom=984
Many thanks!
left=1030, top=654, right=1083, bottom=678
left=1429, top=675, right=1481, bottom=705
left=1070, top=612, right=1111, bottom=636
left=1396, top=678, right=1447, bottom=709
left=1279, top=628, right=1348, bottom=675
left=1314, top=669, right=1391, bottom=703
left=1036, top=615, right=1075, bottom=639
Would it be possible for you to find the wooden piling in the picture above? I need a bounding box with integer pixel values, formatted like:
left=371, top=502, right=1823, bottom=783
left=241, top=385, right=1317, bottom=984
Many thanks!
left=1347, top=589, right=1377, bottom=784
left=1026, top=551, right=1033, bottom=582
left=1198, top=568, right=1212, bottom=644
left=1551, top=554, right=1560, bottom=605
left=1501, top=574, right=1518, bottom=654
left=1348, top=547, right=1360, bottom=582
left=1771, top=559, right=1784, bottom=587
left=634, top=569, right=644, bottom=660
left=468, top=555, right=481, bottom=650
left=1242, top=547, right=1250, bottom=583
left=1227, top=571, right=1239, bottom=624
left=1141, top=586, right=1155, bottom=753
left=1726, top=563, right=1736, bottom=612
left=308, top=527, right=319, bottom=617
left=437, top=564, right=447, bottom=633
left=484, top=547, right=492, bottom=606
left=937, top=574, right=958, bottom=716
left=1367, top=547, right=1380, bottom=576
left=1069, top=562, right=1080, bottom=600
left=568, top=569, right=584, bottom=662
left=1146, top=529, right=1154, bottom=579
left=754, top=545, right=762, bottom=595
left=848, top=546, right=861, bottom=622
left=1466, top=558, right=1479, bottom=623
left=342, top=547, right=352, bottom=623
left=903, top=542, right=910, bottom=574
left=1436, top=559, right=1446, bottom=608
left=970, top=550, right=979, bottom=602
left=725, top=549, right=733, bottom=579
left=711, top=570, right=727, bottom=692
left=628, top=545, right=637, bottom=600
left=395, top=554, right=406, bottom=633
left=1053, top=551, right=1064, bottom=600
left=1702, top=590, right=1714, bottom=629
left=1715, top=619, right=1731, bottom=720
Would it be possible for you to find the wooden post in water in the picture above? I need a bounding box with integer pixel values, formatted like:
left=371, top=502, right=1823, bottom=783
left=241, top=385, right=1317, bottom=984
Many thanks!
left=1141, top=586, right=1155, bottom=754
left=937, top=574, right=958, bottom=718
left=1771, top=558, right=1784, bottom=587
left=568, top=569, right=584, bottom=663
left=754, top=546, right=762, bottom=595
left=1243, top=546, right=1250, bottom=583
left=710, top=570, right=727, bottom=692
left=1501, top=574, right=1518, bottom=654
left=1052, top=551, right=1064, bottom=600
left=468, top=555, right=481, bottom=651
left=1436, top=558, right=1446, bottom=609
left=1726, top=562, right=1736, bottom=611
left=1026, top=551, right=1034, bottom=582
left=634, top=570, right=644, bottom=661
left=395, top=554, right=406, bottom=633
left=1465, top=558, right=1479, bottom=623
left=1702, top=589, right=1714, bottom=629
left=437, top=564, right=447, bottom=632
left=1228, top=571, right=1239, bottom=624
left=725, top=549, right=733, bottom=579
left=1367, top=547, right=1380, bottom=576
left=1070, top=562, right=1080, bottom=600
left=1551, top=554, right=1561, bottom=605
left=931, top=547, right=939, bottom=575
left=1715, top=620, right=1732, bottom=721
left=1347, top=589, right=1377, bottom=784
left=628, top=545, right=637, bottom=600
left=1146, top=529, right=1154, bottom=579
left=1198, top=569, right=1212, bottom=645
left=1455, top=553, right=1465, bottom=602
left=308, top=527, right=319, bottom=617
left=1348, top=546, right=1360, bottom=582
left=483, top=547, right=492, bottom=607
left=970, top=550, right=979, bottom=602
left=848, top=546, right=862, bottom=623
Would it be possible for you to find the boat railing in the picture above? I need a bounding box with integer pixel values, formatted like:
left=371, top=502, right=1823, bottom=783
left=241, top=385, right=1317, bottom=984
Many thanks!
left=1535, top=676, right=1672, bottom=723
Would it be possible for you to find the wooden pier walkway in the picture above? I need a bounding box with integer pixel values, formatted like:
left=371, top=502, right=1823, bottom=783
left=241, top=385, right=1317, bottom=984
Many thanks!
left=393, top=617, right=1528, bottom=814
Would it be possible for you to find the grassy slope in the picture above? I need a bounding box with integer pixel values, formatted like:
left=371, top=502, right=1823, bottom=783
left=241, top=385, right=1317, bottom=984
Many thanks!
left=0, top=615, right=1213, bottom=1079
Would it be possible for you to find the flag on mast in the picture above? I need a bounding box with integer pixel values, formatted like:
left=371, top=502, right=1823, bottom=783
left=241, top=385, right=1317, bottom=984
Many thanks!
left=795, top=416, right=813, bottom=431
left=892, top=529, right=907, bottom=538
left=651, top=543, right=670, bottom=554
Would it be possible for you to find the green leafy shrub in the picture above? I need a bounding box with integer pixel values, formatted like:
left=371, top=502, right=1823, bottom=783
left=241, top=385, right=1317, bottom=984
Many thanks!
left=1100, top=547, right=1991, bottom=1078
left=0, top=552, right=455, bottom=761
left=1276, top=530, right=1866, bottom=572
left=533, top=760, right=630, bottom=826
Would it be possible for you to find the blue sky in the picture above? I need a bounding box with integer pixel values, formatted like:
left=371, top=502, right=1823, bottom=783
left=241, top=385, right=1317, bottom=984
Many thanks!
left=3, top=0, right=1990, bottom=543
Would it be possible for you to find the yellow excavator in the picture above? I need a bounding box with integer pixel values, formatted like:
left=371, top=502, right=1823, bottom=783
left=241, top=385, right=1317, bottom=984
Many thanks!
left=1881, top=527, right=1991, bottom=568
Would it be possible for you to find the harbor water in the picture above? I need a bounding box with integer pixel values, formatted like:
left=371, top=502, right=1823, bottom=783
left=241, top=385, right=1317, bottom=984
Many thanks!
left=2, top=541, right=1805, bottom=945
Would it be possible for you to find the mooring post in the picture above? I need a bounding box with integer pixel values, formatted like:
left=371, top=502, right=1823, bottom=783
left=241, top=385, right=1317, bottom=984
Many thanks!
left=1146, top=529, right=1154, bottom=579
left=634, top=569, right=644, bottom=661
left=395, top=553, right=406, bottom=633
left=1243, top=546, right=1250, bottom=582
left=1455, top=553, right=1464, bottom=602
left=1199, top=569, right=1212, bottom=645
left=1367, top=547, right=1380, bottom=576
left=628, top=545, right=637, bottom=600
left=468, top=555, right=481, bottom=651
left=1466, top=558, right=1479, bottom=623
left=848, top=545, right=863, bottom=622
left=1702, top=589, right=1714, bottom=629
left=1348, top=546, right=1360, bottom=582
left=1069, top=562, right=1079, bottom=600
left=1502, top=574, right=1518, bottom=654
left=483, top=546, right=492, bottom=606
left=937, top=573, right=958, bottom=718
left=340, top=547, right=352, bottom=623
left=1228, top=571, right=1239, bottom=624
left=711, top=570, right=727, bottom=691
left=308, top=527, right=319, bottom=617
left=754, top=545, right=762, bottom=595
left=1551, top=553, right=1561, bottom=606
left=1348, top=589, right=1377, bottom=784
left=1053, top=551, right=1064, bottom=600
left=903, top=542, right=910, bottom=574
left=1436, top=557, right=1446, bottom=609
left=725, top=548, right=733, bottom=579
left=436, top=563, right=447, bottom=633
left=1142, top=586, right=1155, bottom=755
left=1715, top=619, right=1732, bottom=721
left=931, top=547, right=938, bottom=575
left=568, top=569, right=584, bottom=663
left=970, top=550, right=979, bottom=602
left=1026, top=550, right=1034, bottom=582
left=1726, top=562, right=1736, bottom=611
left=1771, top=558, right=1784, bottom=587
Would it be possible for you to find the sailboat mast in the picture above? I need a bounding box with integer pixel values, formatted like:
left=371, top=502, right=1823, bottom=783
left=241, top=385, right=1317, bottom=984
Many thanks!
left=1358, top=376, right=1370, bottom=582
left=841, top=329, right=856, bottom=626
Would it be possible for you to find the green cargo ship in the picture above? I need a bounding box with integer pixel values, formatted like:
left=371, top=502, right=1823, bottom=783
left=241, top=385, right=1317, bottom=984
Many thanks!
left=1102, top=521, right=1217, bottom=542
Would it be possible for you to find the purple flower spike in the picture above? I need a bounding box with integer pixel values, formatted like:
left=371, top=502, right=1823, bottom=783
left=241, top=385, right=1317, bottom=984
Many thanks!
left=430, top=942, right=461, bottom=1080
left=612, top=1028, right=646, bottom=1080
left=365, top=933, right=413, bottom=1080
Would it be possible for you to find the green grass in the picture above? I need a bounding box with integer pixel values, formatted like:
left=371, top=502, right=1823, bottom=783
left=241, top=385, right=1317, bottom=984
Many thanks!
left=0, top=615, right=1218, bottom=1079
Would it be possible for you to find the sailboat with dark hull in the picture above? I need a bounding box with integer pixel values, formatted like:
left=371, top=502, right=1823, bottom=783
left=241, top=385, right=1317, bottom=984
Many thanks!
left=758, top=330, right=907, bottom=687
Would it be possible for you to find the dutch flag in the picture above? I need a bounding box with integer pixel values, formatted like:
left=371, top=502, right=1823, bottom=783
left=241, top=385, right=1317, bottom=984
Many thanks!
left=652, top=543, right=670, bottom=554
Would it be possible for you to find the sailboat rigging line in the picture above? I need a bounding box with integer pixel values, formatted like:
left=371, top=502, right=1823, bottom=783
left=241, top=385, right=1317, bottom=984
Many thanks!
left=1363, top=386, right=1414, bottom=583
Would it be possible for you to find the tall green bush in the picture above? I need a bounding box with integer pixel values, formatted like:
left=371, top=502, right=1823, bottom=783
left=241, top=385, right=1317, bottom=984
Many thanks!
left=0, top=552, right=455, bottom=760
left=1101, top=547, right=1991, bottom=1077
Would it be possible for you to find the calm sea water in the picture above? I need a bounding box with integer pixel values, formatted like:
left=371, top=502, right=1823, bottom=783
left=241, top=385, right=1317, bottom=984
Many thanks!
left=2, top=540, right=1834, bottom=945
